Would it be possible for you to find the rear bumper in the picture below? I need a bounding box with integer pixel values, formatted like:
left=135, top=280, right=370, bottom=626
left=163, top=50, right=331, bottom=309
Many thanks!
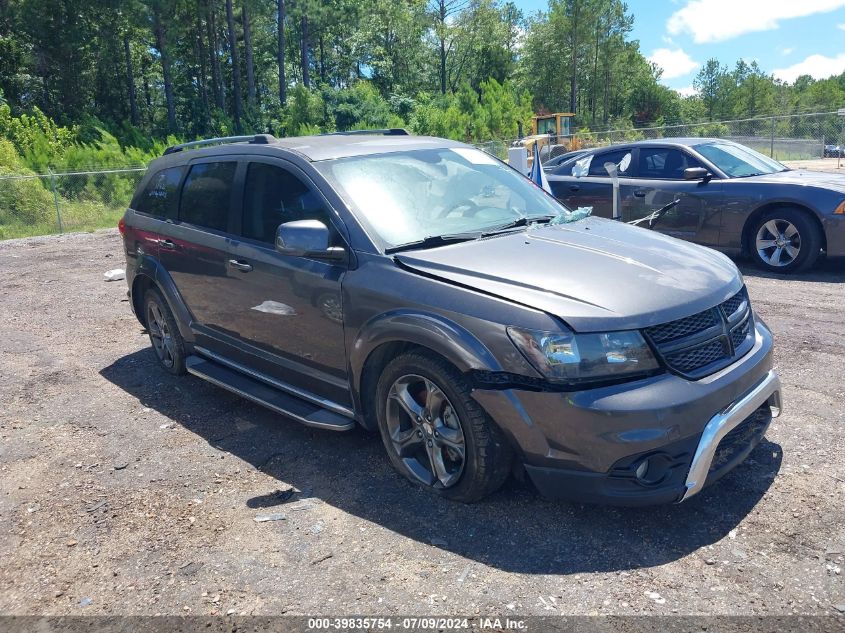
left=472, top=320, right=780, bottom=506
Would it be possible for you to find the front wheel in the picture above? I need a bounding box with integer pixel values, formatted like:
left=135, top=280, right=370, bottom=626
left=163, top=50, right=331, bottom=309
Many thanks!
left=375, top=351, right=512, bottom=503
left=750, top=209, right=821, bottom=273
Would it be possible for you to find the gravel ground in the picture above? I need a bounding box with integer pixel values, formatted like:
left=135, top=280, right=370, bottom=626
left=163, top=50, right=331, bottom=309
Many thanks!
left=0, top=229, right=843, bottom=618
left=783, top=158, right=845, bottom=173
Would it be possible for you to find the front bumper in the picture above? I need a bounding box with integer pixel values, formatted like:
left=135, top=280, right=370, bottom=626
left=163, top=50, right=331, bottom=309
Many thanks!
left=472, top=319, right=781, bottom=505
left=823, top=214, right=845, bottom=258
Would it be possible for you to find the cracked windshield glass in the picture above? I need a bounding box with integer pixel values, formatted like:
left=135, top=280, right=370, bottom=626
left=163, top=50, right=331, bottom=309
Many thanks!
left=318, top=147, right=575, bottom=249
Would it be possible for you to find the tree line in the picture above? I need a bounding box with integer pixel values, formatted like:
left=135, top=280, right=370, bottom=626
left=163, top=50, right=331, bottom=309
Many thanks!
left=0, top=0, right=844, bottom=156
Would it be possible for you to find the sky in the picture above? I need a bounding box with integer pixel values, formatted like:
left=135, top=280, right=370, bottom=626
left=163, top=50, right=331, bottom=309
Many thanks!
left=515, top=0, right=845, bottom=95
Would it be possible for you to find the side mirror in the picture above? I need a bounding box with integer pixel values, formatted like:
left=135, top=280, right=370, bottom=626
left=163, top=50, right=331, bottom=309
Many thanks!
left=276, top=219, right=346, bottom=262
left=683, top=167, right=711, bottom=181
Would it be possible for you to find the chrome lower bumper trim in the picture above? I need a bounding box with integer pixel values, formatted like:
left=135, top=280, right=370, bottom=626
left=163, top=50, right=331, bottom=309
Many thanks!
left=680, top=370, right=782, bottom=502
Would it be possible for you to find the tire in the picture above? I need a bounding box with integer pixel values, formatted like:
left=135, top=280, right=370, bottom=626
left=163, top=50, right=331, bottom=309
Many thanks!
left=549, top=144, right=568, bottom=159
left=374, top=351, right=512, bottom=503
left=749, top=208, right=822, bottom=273
left=144, top=288, right=186, bottom=375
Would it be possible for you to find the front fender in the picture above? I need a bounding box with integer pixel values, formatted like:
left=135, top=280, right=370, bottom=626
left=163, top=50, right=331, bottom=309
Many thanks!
left=131, top=253, right=195, bottom=344
left=349, top=309, right=503, bottom=396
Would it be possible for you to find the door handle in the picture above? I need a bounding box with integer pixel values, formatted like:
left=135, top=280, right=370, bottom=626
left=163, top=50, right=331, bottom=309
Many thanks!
left=228, top=259, right=253, bottom=273
left=160, top=239, right=176, bottom=249
left=568, top=184, right=580, bottom=192
left=633, top=190, right=647, bottom=198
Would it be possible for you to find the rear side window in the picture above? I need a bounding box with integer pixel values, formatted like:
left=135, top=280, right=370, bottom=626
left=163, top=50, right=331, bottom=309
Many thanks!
left=242, top=162, right=334, bottom=245
left=134, top=166, right=183, bottom=218
left=587, top=150, right=633, bottom=177
left=179, top=162, right=237, bottom=231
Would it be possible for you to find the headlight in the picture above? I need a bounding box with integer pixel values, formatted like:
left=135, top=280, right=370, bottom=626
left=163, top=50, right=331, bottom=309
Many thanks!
left=507, top=326, right=660, bottom=383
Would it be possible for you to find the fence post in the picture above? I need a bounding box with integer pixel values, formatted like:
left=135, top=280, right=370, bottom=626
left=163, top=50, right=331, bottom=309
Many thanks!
left=48, top=168, right=63, bottom=233
left=769, top=117, right=775, bottom=158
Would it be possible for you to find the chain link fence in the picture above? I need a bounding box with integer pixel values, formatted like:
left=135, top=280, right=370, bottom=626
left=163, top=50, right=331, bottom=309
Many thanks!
left=477, top=110, right=844, bottom=165
left=0, top=167, right=146, bottom=240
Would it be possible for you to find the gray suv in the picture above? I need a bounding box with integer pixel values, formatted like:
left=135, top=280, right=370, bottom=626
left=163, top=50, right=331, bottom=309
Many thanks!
left=120, top=131, right=782, bottom=505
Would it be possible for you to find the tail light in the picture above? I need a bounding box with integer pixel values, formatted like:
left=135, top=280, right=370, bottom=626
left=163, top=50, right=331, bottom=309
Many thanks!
left=118, top=216, right=126, bottom=235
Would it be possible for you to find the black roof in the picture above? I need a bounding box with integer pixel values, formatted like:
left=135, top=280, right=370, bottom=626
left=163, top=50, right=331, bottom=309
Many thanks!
left=589, top=137, right=722, bottom=150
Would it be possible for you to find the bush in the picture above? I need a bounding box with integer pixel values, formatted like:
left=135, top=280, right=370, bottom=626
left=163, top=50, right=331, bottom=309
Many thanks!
left=0, top=139, right=55, bottom=226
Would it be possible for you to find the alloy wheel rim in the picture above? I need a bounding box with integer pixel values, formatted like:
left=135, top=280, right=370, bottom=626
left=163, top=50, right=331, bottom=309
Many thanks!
left=147, top=303, right=175, bottom=368
left=755, top=219, right=800, bottom=267
left=385, top=374, right=466, bottom=489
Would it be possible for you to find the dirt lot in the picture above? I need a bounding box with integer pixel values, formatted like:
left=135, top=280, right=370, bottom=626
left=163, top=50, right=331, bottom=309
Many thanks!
left=0, top=229, right=843, bottom=618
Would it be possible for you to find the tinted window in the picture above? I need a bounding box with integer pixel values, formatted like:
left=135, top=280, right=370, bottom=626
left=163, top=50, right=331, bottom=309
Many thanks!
left=179, top=162, right=236, bottom=231
left=586, top=150, right=633, bottom=177
left=134, top=166, right=183, bottom=218
left=242, top=163, right=333, bottom=245
left=638, top=148, right=701, bottom=179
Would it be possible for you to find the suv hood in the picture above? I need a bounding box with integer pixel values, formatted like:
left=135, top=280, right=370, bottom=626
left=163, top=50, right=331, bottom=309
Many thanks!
left=395, top=217, right=742, bottom=332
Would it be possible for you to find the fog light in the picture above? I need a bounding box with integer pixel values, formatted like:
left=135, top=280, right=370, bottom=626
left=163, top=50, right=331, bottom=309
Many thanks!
left=633, top=454, right=673, bottom=485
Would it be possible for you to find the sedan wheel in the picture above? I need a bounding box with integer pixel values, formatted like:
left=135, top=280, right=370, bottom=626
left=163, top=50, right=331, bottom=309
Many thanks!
left=749, top=209, right=821, bottom=273
left=385, top=374, right=466, bottom=489
left=755, top=219, right=800, bottom=268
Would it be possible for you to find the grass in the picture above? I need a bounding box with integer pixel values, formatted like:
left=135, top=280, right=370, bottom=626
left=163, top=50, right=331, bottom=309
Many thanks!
left=0, top=200, right=125, bottom=240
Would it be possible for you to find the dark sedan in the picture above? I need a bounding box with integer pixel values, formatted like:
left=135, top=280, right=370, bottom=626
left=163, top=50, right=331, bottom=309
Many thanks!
left=546, top=138, right=845, bottom=272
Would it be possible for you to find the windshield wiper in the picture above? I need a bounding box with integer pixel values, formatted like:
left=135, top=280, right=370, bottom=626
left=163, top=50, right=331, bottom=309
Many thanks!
left=385, top=233, right=479, bottom=254
left=478, top=215, right=556, bottom=237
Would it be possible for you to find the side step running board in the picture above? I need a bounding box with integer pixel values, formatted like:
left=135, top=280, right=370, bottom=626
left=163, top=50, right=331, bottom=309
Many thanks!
left=185, top=355, right=355, bottom=431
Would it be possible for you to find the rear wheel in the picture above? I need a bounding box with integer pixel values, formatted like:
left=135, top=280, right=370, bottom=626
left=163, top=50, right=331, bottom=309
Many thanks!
left=375, top=351, right=512, bottom=503
left=144, top=288, right=186, bottom=375
left=750, top=209, right=821, bottom=273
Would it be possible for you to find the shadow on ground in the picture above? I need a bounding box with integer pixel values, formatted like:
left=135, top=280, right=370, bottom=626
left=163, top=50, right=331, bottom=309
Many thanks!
left=101, top=348, right=782, bottom=575
left=737, top=255, right=845, bottom=283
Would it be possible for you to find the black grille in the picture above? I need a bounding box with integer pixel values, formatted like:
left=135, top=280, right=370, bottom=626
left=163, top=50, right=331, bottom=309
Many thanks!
left=709, top=406, right=771, bottom=474
left=665, top=340, right=726, bottom=372
left=721, top=288, right=747, bottom=318
left=644, top=288, right=753, bottom=378
left=645, top=309, right=717, bottom=344
left=730, top=317, right=752, bottom=349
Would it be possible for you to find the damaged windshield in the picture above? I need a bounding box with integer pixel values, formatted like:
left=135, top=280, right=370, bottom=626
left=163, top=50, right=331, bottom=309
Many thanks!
left=316, top=147, right=577, bottom=250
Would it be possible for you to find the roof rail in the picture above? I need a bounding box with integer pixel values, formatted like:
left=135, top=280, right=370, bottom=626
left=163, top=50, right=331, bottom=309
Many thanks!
left=163, top=134, right=276, bottom=156
left=320, top=128, right=410, bottom=137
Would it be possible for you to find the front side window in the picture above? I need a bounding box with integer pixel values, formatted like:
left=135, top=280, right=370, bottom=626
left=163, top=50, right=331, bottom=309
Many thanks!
left=134, top=166, right=183, bottom=218
left=179, top=162, right=237, bottom=231
left=242, top=162, right=333, bottom=245
left=317, top=147, right=571, bottom=249
left=638, top=148, right=702, bottom=179
left=694, top=142, right=787, bottom=177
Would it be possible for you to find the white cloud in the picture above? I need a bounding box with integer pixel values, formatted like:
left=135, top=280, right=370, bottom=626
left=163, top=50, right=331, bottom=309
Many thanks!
left=668, top=0, right=845, bottom=43
left=675, top=86, right=699, bottom=97
left=648, top=48, right=700, bottom=79
left=773, top=53, right=845, bottom=82
left=781, top=47, right=794, bottom=55
left=838, top=22, right=845, bottom=30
